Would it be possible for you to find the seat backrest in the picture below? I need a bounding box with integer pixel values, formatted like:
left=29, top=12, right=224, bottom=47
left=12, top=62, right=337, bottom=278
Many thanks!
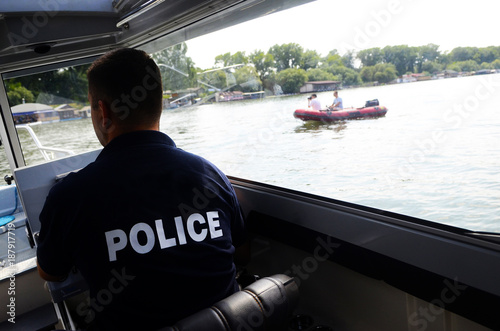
left=160, top=274, right=299, bottom=331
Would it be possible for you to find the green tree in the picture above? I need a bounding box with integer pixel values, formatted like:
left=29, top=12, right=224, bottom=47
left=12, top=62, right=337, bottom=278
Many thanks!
left=233, top=66, right=262, bottom=92
left=268, top=43, right=304, bottom=71
left=50, top=66, right=89, bottom=103
left=249, top=50, right=275, bottom=80
left=6, top=83, right=35, bottom=106
left=421, top=61, right=442, bottom=74
left=320, top=50, right=345, bottom=84
left=215, top=51, right=249, bottom=67
left=152, top=43, right=197, bottom=91
left=446, top=63, right=462, bottom=72
left=415, top=44, right=440, bottom=73
left=473, top=47, right=496, bottom=64
left=373, top=70, right=396, bottom=84
left=338, top=67, right=362, bottom=86
left=306, top=68, right=337, bottom=82
left=437, top=51, right=451, bottom=68
left=360, top=66, right=375, bottom=83
left=214, top=52, right=232, bottom=67
left=477, top=46, right=500, bottom=64
left=358, top=47, right=384, bottom=67
left=324, top=65, right=361, bottom=86
left=341, top=50, right=356, bottom=69
left=360, top=63, right=397, bottom=83
left=447, top=60, right=480, bottom=72
left=449, top=47, right=477, bottom=62
left=199, top=70, right=227, bottom=90
left=322, top=52, right=343, bottom=67
left=276, top=68, right=307, bottom=94
left=382, top=45, right=417, bottom=75
left=301, top=50, right=321, bottom=71
left=8, top=64, right=90, bottom=104
left=480, top=62, right=493, bottom=70
left=491, top=59, right=500, bottom=69
left=262, top=72, right=279, bottom=95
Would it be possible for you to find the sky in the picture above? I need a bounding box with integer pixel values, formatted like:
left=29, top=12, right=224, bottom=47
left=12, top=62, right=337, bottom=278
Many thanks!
left=185, top=0, right=499, bottom=69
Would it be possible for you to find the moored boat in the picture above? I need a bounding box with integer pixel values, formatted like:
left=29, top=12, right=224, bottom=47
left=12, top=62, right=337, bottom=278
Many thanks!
left=293, top=106, right=388, bottom=122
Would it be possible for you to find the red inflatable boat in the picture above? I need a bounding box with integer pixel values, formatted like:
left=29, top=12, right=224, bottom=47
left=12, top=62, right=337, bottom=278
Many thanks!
left=293, top=106, right=388, bottom=122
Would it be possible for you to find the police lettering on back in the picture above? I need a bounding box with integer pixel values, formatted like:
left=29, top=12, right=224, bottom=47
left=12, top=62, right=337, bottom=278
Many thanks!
left=105, top=211, right=223, bottom=262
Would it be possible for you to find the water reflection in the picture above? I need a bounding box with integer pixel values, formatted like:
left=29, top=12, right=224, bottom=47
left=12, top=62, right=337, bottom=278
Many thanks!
left=294, top=120, right=348, bottom=134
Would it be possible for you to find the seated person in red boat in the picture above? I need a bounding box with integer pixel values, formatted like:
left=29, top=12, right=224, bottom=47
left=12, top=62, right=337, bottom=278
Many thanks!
left=328, top=91, right=343, bottom=111
left=307, top=93, right=322, bottom=111
left=36, top=48, right=247, bottom=331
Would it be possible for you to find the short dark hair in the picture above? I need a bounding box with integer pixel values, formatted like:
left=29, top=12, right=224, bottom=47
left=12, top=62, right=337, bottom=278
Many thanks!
left=87, top=48, right=163, bottom=128
left=311, top=94, right=317, bottom=97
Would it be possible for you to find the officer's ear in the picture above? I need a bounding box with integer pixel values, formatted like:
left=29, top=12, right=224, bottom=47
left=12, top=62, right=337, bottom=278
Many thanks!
left=93, top=99, right=118, bottom=146
left=97, top=100, right=114, bottom=131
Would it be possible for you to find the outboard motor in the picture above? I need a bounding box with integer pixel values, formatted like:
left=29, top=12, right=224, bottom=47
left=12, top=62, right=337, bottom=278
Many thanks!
left=365, top=99, right=379, bottom=107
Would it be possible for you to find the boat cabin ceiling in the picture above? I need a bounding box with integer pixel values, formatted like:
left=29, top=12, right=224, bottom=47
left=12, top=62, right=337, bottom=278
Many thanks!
left=0, top=0, right=315, bottom=72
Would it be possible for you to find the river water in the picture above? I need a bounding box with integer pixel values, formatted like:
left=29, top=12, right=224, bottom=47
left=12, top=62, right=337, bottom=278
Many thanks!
left=2, top=74, right=500, bottom=232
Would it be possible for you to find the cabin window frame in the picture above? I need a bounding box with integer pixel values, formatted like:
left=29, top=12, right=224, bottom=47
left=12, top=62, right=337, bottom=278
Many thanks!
left=0, top=56, right=99, bottom=170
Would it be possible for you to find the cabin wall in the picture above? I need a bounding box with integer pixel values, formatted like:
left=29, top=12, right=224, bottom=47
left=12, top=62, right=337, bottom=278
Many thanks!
left=245, top=235, right=490, bottom=331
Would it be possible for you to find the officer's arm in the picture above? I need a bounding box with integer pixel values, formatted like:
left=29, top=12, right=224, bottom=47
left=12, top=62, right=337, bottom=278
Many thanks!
left=234, top=240, right=251, bottom=266
left=37, top=260, right=67, bottom=282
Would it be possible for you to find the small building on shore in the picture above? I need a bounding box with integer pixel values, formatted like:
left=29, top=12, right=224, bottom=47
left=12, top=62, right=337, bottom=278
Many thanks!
left=55, top=104, right=83, bottom=121
left=80, top=106, right=91, bottom=118
left=436, top=70, right=459, bottom=79
left=474, top=69, right=495, bottom=75
left=243, top=91, right=265, bottom=100
left=300, top=81, right=340, bottom=93
left=216, top=91, right=244, bottom=102
left=164, top=87, right=204, bottom=108
left=11, top=103, right=58, bottom=124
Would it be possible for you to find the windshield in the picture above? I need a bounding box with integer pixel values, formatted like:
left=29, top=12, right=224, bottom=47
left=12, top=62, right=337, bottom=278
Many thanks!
left=2, top=63, right=100, bottom=172
left=1, top=0, right=499, bottom=233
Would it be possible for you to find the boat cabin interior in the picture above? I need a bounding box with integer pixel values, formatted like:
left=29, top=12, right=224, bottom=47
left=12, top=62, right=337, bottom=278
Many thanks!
left=0, top=0, right=499, bottom=330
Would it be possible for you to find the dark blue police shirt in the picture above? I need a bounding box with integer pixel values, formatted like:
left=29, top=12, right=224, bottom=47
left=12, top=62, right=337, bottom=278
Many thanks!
left=37, top=130, right=246, bottom=330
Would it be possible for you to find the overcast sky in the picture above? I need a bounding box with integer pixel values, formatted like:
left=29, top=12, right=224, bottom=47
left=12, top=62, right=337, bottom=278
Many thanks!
left=186, top=0, right=499, bottom=69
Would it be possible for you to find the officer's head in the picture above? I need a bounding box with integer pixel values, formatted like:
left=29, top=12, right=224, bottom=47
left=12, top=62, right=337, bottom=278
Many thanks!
left=87, top=48, right=163, bottom=145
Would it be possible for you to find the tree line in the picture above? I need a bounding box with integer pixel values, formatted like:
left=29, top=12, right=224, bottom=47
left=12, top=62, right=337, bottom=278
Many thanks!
left=202, top=44, right=500, bottom=94
left=6, top=65, right=90, bottom=107
left=5, top=43, right=500, bottom=105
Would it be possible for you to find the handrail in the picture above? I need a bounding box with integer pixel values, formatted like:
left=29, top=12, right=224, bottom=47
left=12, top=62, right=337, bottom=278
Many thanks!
left=16, top=125, right=75, bottom=161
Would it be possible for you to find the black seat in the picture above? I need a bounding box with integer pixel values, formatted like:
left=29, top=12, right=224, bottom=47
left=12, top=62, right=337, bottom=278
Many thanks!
left=159, top=274, right=299, bottom=331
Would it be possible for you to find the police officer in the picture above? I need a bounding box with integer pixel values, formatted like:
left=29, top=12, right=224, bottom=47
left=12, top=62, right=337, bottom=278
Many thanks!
left=36, top=48, right=246, bottom=330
